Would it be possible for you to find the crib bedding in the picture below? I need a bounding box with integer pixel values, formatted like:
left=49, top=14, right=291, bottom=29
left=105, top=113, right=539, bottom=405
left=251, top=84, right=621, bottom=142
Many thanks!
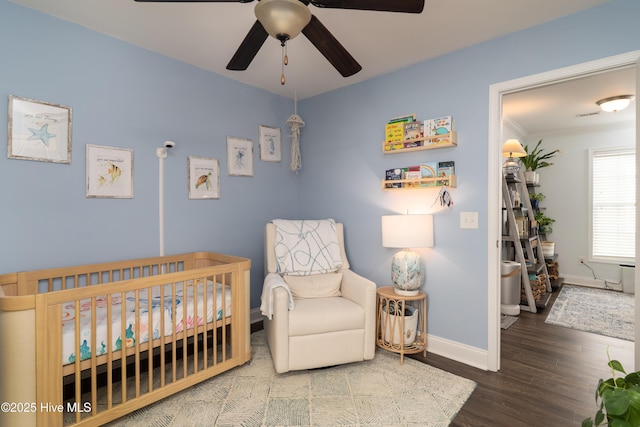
left=62, top=280, right=231, bottom=365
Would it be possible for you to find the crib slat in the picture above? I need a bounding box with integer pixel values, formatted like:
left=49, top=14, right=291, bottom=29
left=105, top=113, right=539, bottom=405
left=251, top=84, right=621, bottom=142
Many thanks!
left=134, top=289, right=141, bottom=398
left=107, top=293, right=113, bottom=410
left=160, top=284, right=166, bottom=387
left=74, top=300, right=81, bottom=424
left=171, top=282, right=177, bottom=383
left=91, top=296, right=98, bottom=417
left=221, top=274, right=226, bottom=362
left=148, top=285, right=153, bottom=393
left=193, top=279, right=199, bottom=374
left=121, top=290, right=127, bottom=405
left=182, top=280, right=187, bottom=379
left=202, top=276, right=208, bottom=370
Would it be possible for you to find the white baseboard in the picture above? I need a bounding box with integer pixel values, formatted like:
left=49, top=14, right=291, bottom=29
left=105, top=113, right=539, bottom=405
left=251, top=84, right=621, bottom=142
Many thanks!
left=250, top=308, right=263, bottom=325
left=426, top=334, right=488, bottom=371
left=562, top=275, right=623, bottom=291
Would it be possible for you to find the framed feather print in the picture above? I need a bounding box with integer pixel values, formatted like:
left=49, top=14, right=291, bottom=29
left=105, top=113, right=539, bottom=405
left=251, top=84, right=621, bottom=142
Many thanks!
left=188, top=156, right=220, bottom=199
left=86, top=144, right=133, bottom=198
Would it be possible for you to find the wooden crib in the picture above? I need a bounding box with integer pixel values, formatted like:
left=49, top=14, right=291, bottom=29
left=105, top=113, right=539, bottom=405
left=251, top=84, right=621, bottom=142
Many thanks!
left=0, top=252, right=251, bottom=427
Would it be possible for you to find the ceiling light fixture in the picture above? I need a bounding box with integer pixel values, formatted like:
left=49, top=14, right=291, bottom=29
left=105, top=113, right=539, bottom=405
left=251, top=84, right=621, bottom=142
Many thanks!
left=596, top=95, right=635, bottom=113
left=255, top=0, right=311, bottom=85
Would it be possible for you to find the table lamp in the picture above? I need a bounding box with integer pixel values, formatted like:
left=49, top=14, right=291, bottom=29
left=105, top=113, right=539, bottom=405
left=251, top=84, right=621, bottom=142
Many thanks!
left=381, top=214, right=434, bottom=295
left=502, top=139, right=526, bottom=180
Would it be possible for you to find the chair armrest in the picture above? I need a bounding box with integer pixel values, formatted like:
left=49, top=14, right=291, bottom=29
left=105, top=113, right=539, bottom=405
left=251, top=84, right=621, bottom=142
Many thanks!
left=263, top=286, right=291, bottom=373
left=340, top=269, right=377, bottom=359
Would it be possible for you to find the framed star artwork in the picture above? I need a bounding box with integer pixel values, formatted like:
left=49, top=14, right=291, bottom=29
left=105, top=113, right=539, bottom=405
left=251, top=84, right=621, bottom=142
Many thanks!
left=7, top=95, right=72, bottom=164
left=188, top=156, right=220, bottom=200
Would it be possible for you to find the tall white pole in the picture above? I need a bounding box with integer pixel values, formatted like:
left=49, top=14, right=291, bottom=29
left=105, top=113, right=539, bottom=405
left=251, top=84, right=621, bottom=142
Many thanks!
left=156, top=147, right=168, bottom=257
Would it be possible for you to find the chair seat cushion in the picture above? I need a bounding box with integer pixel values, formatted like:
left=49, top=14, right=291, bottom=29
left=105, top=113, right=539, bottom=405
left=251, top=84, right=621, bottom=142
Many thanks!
left=289, top=297, right=365, bottom=337
left=284, top=272, right=342, bottom=298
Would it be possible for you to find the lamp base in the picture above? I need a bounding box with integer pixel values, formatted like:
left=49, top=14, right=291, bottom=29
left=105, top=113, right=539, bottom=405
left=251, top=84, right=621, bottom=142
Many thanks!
left=391, top=249, right=424, bottom=295
left=393, top=288, right=420, bottom=296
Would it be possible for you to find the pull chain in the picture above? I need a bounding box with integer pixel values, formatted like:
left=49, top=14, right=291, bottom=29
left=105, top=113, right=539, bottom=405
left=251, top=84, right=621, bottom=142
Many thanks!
left=280, top=40, right=287, bottom=85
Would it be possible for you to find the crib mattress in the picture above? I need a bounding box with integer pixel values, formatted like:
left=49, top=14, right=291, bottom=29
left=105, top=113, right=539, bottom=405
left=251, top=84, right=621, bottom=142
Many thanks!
left=62, top=280, right=231, bottom=365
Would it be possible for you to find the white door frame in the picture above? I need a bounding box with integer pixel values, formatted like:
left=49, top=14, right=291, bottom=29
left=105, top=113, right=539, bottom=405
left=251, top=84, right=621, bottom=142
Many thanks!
left=487, top=50, right=640, bottom=372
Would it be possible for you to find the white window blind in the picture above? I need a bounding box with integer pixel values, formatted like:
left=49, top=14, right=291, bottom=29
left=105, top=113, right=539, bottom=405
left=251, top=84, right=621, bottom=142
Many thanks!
left=590, top=148, right=635, bottom=263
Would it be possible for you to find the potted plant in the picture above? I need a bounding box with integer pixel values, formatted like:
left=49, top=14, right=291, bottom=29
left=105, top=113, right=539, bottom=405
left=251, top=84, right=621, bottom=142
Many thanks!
left=521, top=139, right=560, bottom=184
left=535, top=211, right=554, bottom=234
left=530, top=193, right=545, bottom=209
left=582, top=355, right=640, bottom=426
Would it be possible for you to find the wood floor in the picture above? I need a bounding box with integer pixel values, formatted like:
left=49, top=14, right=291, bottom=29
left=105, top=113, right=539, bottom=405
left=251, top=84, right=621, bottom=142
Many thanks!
left=410, top=286, right=635, bottom=427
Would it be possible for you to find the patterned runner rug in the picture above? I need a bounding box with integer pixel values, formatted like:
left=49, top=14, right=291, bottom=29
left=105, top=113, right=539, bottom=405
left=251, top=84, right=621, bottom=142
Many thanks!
left=545, top=285, right=634, bottom=341
left=106, top=330, right=476, bottom=426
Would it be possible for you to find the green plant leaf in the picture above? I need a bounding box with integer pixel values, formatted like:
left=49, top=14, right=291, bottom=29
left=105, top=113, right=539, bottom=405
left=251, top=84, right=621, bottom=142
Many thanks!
left=603, top=388, right=630, bottom=416
left=626, top=372, right=640, bottom=387
left=610, top=420, right=632, bottom=427
left=582, top=416, right=594, bottom=426
left=610, top=360, right=627, bottom=375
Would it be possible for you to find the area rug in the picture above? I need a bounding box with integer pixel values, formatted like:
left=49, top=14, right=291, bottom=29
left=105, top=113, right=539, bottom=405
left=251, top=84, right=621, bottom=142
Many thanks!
left=545, top=285, right=634, bottom=341
left=105, top=330, right=477, bottom=427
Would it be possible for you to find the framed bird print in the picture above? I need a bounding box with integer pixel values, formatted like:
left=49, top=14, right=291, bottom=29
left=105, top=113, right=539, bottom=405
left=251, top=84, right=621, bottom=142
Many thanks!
left=86, top=144, right=134, bottom=198
left=188, top=156, right=220, bottom=199
left=8, top=95, right=72, bottom=164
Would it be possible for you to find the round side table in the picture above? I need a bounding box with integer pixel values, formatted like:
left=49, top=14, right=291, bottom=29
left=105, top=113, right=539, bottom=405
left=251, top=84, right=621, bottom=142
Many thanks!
left=375, top=286, right=427, bottom=364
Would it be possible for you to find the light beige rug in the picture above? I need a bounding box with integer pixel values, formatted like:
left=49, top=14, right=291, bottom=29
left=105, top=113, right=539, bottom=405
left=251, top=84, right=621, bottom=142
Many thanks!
left=105, top=330, right=476, bottom=426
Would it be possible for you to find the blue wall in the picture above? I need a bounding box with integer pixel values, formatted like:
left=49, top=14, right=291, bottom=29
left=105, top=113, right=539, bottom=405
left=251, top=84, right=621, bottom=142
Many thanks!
left=1, top=0, right=639, bottom=352
left=298, top=0, right=640, bottom=349
left=0, top=0, right=297, bottom=309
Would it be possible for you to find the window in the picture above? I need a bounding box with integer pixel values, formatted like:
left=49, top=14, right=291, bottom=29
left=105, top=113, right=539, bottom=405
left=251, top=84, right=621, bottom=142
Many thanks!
left=589, top=147, right=635, bottom=264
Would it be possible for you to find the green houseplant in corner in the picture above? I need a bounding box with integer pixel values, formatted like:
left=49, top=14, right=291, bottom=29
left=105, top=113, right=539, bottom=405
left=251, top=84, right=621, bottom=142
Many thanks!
left=521, top=139, right=560, bottom=183
left=583, top=354, right=640, bottom=426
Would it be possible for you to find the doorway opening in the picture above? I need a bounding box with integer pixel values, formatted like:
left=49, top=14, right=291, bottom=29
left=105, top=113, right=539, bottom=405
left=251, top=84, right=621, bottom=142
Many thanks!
left=487, top=50, right=640, bottom=372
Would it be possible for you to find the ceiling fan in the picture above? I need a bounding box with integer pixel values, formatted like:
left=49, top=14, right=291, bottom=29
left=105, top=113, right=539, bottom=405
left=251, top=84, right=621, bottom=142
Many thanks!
left=134, top=0, right=425, bottom=82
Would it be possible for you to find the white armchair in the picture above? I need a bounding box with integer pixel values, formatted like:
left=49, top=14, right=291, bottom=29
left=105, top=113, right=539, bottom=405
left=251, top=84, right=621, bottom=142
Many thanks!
left=261, top=220, right=376, bottom=374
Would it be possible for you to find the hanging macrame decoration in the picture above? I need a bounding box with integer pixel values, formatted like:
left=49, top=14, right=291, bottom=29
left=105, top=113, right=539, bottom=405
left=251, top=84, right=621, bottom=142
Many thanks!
left=287, top=92, right=304, bottom=172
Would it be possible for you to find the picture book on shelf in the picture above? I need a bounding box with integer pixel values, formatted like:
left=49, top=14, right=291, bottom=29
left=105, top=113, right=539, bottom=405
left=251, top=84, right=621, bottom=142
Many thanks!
left=385, top=168, right=405, bottom=188
left=403, top=166, right=421, bottom=188
left=419, top=162, right=438, bottom=187
left=403, top=122, right=421, bottom=140
left=437, top=161, right=455, bottom=183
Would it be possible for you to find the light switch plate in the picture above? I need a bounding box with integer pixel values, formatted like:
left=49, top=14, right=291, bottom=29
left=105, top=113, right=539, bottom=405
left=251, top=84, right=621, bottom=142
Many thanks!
left=460, top=212, right=479, bottom=229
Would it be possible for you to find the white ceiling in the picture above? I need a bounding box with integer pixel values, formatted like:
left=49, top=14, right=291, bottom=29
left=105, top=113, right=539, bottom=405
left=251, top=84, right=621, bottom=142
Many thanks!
left=503, top=66, right=636, bottom=136
left=11, top=0, right=609, bottom=100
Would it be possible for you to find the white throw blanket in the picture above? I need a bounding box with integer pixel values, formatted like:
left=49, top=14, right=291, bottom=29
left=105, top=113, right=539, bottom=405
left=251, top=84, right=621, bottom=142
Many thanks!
left=272, top=219, right=342, bottom=276
left=260, top=273, right=294, bottom=320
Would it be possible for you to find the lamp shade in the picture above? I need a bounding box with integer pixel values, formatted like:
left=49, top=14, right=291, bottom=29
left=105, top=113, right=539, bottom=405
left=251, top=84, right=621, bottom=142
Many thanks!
left=255, top=0, right=311, bottom=40
left=502, top=139, right=526, bottom=158
left=382, top=214, right=434, bottom=249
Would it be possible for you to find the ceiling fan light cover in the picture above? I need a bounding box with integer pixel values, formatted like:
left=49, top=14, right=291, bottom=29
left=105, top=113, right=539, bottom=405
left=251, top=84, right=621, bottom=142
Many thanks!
left=255, top=0, right=311, bottom=40
left=596, top=95, right=635, bottom=112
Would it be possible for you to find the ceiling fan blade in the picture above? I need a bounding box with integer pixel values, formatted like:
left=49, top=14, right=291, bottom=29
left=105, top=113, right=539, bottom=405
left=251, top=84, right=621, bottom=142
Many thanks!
left=302, top=15, right=361, bottom=77
left=226, top=20, right=269, bottom=71
left=135, top=1, right=253, bottom=3
left=309, top=0, right=424, bottom=13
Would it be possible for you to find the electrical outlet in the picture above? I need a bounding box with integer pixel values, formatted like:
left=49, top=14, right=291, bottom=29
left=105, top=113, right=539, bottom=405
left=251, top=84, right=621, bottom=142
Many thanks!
left=578, top=257, right=585, bottom=264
